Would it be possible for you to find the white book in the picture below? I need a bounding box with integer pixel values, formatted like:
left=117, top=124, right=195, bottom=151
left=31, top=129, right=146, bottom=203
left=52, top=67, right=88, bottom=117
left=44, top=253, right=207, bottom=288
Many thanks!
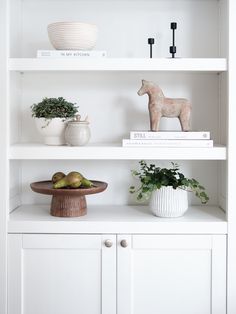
left=122, top=139, right=213, bottom=148
left=37, top=50, right=107, bottom=58
left=130, top=131, right=210, bottom=140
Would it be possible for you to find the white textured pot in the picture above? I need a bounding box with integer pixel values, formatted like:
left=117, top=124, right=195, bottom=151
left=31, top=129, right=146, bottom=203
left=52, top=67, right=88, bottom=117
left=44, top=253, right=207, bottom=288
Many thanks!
left=65, top=121, right=91, bottom=146
left=150, top=186, right=188, bottom=218
left=47, top=22, right=98, bottom=50
left=35, top=118, right=67, bottom=145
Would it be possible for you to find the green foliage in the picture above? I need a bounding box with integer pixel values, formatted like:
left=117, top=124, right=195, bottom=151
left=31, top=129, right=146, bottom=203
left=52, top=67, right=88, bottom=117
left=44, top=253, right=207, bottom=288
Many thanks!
left=31, top=97, right=78, bottom=119
left=130, top=160, right=209, bottom=204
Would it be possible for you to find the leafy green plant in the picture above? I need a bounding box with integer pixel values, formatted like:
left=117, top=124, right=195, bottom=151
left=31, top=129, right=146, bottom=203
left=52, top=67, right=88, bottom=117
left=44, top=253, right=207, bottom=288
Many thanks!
left=130, top=160, right=209, bottom=204
left=31, top=97, right=78, bottom=119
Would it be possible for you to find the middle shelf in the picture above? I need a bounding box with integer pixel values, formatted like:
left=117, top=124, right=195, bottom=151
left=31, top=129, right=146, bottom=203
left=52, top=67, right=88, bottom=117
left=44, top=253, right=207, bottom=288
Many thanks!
left=9, top=143, right=227, bottom=160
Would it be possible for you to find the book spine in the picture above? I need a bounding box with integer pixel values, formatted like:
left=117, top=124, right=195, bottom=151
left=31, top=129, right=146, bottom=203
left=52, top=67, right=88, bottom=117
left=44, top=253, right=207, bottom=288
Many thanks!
left=37, top=50, right=107, bottom=58
left=130, top=131, right=210, bottom=140
left=122, top=139, right=213, bottom=147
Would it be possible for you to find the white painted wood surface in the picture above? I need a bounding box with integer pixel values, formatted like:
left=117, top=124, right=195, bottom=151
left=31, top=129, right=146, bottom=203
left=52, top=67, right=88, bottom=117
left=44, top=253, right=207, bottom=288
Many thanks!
left=117, top=235, right=132, bottom=314
left=9, top=234, right=226, bottom=314
left=117, top=234, right=226, bottom=314
left=0, top=0, right=8, bottom=313
left=227, top=0, right=236, bottom=312
left=8, top=205, right=227, bottom=234
left=8, top=234, right=116, bottom=314
left=9, top=58, right=227, bottom=72
left=9, top=143, right=227, bottom=160
left=8, top=235, right=22, bottom=314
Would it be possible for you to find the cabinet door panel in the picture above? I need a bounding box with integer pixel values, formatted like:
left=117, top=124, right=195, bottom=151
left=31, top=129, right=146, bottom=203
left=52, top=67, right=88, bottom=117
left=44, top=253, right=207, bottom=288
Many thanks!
left=117, top=235, right=226, bottom=314
left=8, top=234, right=116, bottom=314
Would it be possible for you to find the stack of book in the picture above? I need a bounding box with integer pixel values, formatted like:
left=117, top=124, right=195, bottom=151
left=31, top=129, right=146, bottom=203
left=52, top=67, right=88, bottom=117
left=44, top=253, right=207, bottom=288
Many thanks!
left=122, top=131, right=213, bottom=147
left=37, top=50, right=107, bottom=58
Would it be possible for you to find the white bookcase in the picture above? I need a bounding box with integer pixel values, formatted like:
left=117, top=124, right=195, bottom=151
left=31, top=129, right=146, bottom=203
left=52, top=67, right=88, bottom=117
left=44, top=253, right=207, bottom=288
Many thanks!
left=1, top=0, right=236, bottom=313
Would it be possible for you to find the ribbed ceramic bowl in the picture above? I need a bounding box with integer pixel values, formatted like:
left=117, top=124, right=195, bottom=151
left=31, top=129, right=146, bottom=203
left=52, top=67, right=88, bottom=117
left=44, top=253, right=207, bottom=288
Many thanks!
left=47, top=22, right=98, bottom=50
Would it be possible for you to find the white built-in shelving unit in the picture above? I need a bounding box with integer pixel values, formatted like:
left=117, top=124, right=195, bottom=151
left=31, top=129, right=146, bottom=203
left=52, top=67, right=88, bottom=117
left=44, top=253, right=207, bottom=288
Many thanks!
left=1, top=0, right=236, bottom=313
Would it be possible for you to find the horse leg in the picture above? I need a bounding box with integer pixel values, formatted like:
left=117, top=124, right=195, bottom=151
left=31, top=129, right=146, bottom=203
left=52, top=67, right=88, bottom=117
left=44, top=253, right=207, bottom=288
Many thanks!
left=179, top=107, right=191, bottom=131
left=150, top=110, right=162, bottom=131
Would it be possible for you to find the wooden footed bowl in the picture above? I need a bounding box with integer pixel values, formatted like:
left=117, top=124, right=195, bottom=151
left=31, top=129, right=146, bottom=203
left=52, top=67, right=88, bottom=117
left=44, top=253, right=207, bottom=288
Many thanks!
left=30, top=180, right=108, bottom=217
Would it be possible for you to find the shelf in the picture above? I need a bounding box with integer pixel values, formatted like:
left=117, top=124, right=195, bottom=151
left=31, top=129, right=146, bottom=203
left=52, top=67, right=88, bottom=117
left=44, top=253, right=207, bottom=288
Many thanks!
left=8, top=58, right=227, bottom=72
left=9, top=143, right=227, bottom=160
left=8, top=205, right=227, bottom=234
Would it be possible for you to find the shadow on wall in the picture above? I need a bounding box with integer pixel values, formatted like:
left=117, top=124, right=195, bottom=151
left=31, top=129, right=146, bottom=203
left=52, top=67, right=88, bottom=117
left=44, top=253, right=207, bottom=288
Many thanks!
left=113, top=96, right=150, bottom=142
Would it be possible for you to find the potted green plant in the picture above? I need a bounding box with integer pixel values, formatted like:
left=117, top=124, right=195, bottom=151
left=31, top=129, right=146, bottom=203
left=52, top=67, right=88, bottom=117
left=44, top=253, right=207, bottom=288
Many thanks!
left=130, top=161, right=209, bottom=218
left=31, top=97, right=78, bottom=145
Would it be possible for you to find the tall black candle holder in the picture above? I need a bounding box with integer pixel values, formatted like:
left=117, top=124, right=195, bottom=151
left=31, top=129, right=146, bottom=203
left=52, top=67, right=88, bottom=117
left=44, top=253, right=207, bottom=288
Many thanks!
left=169, top=22, right=177, bottom=58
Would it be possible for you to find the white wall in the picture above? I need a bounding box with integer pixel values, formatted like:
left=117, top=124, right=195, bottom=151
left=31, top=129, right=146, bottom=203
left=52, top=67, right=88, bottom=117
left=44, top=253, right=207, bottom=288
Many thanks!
left=10, top=0, right=220, bottom=58
left=17, top=160, right=219, bottom=206
left=16, top=72, right=220, bottom=144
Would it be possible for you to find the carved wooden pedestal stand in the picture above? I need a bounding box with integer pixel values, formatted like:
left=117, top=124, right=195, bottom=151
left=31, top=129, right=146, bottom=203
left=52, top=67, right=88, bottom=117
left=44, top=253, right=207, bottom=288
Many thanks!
left=30, top=180, right=108, bottom=217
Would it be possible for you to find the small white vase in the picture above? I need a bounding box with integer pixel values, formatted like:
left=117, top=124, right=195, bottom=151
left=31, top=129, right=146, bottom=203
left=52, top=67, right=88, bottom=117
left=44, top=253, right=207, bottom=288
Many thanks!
left=35, top=118, right=67, bottom=145
left=150, top=186, right=188, bottom=218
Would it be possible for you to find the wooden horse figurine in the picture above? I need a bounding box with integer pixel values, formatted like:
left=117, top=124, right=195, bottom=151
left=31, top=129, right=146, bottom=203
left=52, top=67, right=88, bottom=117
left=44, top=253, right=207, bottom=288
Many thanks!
left=137, top=80, right=192, bottom=131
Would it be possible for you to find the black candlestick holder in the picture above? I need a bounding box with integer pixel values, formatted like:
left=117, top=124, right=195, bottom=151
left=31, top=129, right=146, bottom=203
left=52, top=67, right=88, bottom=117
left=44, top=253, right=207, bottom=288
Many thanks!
left=169, top=22, right=177, bottom=58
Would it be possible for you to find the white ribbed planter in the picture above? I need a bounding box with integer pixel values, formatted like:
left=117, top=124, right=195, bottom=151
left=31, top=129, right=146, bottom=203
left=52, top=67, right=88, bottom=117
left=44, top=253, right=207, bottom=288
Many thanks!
left=35, top=118, right=67, bottom=145
left=150, top=186, right=188, bottom=218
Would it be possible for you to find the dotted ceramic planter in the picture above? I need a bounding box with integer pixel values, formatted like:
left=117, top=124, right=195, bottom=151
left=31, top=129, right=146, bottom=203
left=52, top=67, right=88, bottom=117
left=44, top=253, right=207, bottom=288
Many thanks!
left=35, top=118, right=67, bottom=145
left=150, top=186, right=188, bottom=218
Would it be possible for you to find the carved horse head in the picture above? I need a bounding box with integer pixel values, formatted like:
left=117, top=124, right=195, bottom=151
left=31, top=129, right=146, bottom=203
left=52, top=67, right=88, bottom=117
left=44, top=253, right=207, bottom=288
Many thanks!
left=137, top=80, right=164, bottom=98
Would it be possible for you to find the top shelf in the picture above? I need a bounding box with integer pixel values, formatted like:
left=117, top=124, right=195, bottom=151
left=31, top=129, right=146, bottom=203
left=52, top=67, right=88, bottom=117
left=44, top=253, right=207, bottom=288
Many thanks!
left=9, top=58, right=227, bottom=72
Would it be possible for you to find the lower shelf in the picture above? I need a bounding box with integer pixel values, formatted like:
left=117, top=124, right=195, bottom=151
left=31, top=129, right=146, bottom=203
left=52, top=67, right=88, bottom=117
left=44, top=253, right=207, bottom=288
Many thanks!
left=8, top=205, right=227, bottom=234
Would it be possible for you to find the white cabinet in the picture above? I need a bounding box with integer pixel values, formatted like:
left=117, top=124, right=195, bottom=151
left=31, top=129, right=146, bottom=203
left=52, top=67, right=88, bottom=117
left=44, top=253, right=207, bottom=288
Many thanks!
left=8, top=234, right=226, bottom=314
left=8, top=234, right=116, bottom=314
left=117, top=234, right=226, bottom=314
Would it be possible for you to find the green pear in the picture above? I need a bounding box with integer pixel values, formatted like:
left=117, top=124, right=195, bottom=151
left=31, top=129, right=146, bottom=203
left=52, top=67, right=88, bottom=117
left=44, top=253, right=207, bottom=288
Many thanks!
left=67, top=171, right=83, bottom=181
left=52, top=172, right=66, bottom=184
left=81, top=178, right=93, bottom=188
left=68, top=171, right=93, bottom=188
left=53, top=172, right=82, bottom=189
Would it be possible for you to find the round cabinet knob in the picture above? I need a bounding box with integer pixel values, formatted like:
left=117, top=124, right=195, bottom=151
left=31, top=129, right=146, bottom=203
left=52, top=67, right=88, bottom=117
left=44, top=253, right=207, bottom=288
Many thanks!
left=120, top=239, right=128, bottom=248
left=104, top=239, right=113, bottom=248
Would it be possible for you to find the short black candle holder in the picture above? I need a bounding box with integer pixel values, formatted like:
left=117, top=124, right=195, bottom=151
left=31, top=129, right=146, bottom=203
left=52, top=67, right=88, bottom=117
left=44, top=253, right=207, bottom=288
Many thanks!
left=148, top=38, right=155, bottom=58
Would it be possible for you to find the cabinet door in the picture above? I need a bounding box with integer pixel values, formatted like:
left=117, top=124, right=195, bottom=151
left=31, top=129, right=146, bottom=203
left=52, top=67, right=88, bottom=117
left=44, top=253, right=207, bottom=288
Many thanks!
left=8, top=234, right=116, bottom=314
left=117, top=235, right=226, bottom=314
